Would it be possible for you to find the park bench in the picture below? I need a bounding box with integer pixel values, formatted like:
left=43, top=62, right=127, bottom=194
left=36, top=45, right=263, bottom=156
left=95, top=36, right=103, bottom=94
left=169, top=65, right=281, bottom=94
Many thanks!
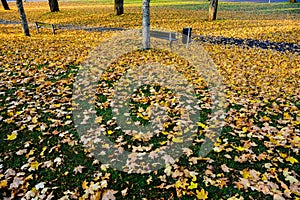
left=35, top=22, right=58, bottom=34
left=150, top=30, right=177, bottom=48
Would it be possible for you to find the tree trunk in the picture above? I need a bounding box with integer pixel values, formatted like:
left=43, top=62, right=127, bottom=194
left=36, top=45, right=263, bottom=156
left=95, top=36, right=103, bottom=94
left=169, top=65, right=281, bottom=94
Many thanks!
left=48, top=0, right=59, bottom=12
left=209, top=0, right=218, bottom=21
left=289, top=0, right=296, bottom=2
left=114, top=0, right=123, bottom=15
left=142, top=0, right=150, bottom=50
left=16, top=0, right=30, bottom=36
left=1, top=0, right=10, bottom=10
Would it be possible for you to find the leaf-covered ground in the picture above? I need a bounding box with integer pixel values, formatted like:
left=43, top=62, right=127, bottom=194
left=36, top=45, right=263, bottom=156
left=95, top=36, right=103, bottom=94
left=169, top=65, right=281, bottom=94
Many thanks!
left=0, top=1, right=300, bottom=199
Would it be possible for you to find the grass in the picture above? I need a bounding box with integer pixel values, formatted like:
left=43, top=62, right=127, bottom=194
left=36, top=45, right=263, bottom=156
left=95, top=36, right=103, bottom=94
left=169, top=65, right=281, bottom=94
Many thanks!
left=0, top=1, right=300, bottom=199
left=2, top=1, right=300, bottom=44
left=61, top=0, right=300, bottom=15
left=171, top=1, right=299, bottom=13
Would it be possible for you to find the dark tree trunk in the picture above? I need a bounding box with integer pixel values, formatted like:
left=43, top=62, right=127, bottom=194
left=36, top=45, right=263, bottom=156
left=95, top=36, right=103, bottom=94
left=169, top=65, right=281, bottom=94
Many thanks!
left=289, top=0, right=296, bottom=2
left=209, top=0, right=218, bottom=21
left=1, top=0, right=10, bottom=10
left=48, top=0, right=59, bottom=12
left=16, top=0, right=30, bottom=36
left=114, top=0, right=123, bottom=15
left=142, top=0, right=150, bottom=50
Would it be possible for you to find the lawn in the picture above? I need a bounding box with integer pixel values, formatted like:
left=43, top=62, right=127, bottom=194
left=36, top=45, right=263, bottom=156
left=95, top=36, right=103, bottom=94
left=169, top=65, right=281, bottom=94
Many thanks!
left=0, top=0, right=300, bottom=199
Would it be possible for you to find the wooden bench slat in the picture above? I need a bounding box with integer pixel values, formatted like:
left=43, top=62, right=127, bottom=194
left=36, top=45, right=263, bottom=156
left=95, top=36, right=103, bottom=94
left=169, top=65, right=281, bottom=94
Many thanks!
left=150, top=31, right=176, bottom=40
left=150, top=30, right=177, bottom=48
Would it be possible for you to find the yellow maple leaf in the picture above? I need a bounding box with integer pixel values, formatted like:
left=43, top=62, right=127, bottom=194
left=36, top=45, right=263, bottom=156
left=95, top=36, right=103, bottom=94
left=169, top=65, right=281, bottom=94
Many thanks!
left=5, top=119, right=13, bottom=124
left=82, top=180, right=89, bottom=189
left=261, top=174, right=268, bottom=181
left=242, top=127, right=247, bottom=133
left=263, top=116, right=271, bottom=121
left=32, top=116, right=38, bottom=124
left=137, top=113, right=149, bottom=120
left=283, top=112, right=291, bottom=120
left=188, top=181, right=198, bottom=190
left=161, top=131, right=168, bottom=135
left=175, top=180, right=187, bottom=189
left=54, top=104, right=61, bottom=108
left=7, top=111, right=14, bottom=117
left=196, top=188, right=208, bottom=199
left=7, top=133, right=17, bottom=141
left=172, top=137, right=183, bottom=143
left=137, top=113, right=144, bottom=118
left=286, top=157, right=298, bottom=164
left=279, top=152, right=287, bottom=158
left=26, top=149, right=35, bottom=158
left=197, top=122, right=207, bottom=129
left=242, top=169, right=251, bottom=179
left=30, top=161, right=40, bottom=170
left=235, top=146, right=246, bottom=152
left=25, top=174, right=33, bottom=181
left=0, top=180, right=8, bottom=188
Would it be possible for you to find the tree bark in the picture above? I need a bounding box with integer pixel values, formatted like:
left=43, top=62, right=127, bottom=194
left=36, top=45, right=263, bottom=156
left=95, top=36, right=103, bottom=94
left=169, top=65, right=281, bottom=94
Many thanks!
left=16, top=0, right=30, bottom=36
left=209, top=0, right=218, bottom=21
left=289, top=0, right=296, bottom=2
left=114, top=0, right=123, bottom=15
left=48, top=0, right=59, bottom=12
left=1, top=0, right=10, bottom=10
left=142, top=0, right=150, bottom=50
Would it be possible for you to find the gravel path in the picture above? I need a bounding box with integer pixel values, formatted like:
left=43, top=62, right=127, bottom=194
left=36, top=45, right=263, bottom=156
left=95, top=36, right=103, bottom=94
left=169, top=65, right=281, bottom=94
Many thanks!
left=55, top=24, right=125, bottom=32
left=0, top=19, right=20, bottom=24
left=1, top=19, right=298, bottom=53
left=0, top=20, right=125, bottom=31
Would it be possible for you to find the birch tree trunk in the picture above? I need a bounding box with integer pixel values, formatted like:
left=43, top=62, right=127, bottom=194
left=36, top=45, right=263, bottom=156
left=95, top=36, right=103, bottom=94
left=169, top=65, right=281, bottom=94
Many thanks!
left=115, top=0, right=124, bottom=15
left=48, top=0, right=59, bottom=12
left=1, top=0, right=10, bottom=10
left=16, top=0, right=30, bottom=36
left=142, top=0, right=150, bottom=50
left=209, top=0, right=218, bottom=21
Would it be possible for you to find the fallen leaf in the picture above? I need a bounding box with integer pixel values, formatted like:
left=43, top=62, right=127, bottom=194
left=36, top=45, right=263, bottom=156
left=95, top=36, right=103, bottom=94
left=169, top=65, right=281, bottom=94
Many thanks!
left=7, top=133, right=17, bottom=141
left=0, top=180, right=8, bottom=188
left=286, top=157, right=298, bottom=164
left=30, top=161, right=40, bottom=170
left=102, top=189, right=117, bottom=200
left=196, top=188, right=208, bottom=199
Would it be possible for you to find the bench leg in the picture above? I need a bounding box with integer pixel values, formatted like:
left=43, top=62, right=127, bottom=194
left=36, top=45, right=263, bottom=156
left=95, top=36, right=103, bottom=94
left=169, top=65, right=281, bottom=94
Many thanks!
left=35, top=22, right=40, bottom=34
left=51, top=24, right=55, bottom=35
left=169, top=33, right=172, bottom=49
